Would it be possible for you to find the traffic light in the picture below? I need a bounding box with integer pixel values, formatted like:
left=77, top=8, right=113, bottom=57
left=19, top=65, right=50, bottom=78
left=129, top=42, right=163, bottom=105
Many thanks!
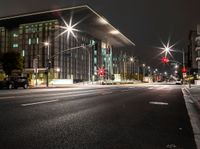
left=182, top=67, right=187, bottom=73
left=161, top=57, right=169, bottom=64
left=97, top=67, right=105, bottom=77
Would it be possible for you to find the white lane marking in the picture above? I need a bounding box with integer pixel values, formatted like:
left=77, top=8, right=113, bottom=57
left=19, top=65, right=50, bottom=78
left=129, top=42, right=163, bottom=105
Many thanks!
left=0, top=89, right=104, bottom=100
left=121, top=90, right=129, bottom=92
left=149, top=101, right=169, bottom=106
left=101, top=92, right=113, bottom=95
left=21, top=92, right=99, bottom=107
left=21, top=99, right=59, bottom=107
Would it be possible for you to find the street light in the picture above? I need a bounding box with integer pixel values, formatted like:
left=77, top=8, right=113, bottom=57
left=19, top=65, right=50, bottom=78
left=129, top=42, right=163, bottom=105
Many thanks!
left=44, top=41, right=50, bottom=87
left=57, top=16, right=92, bottom=83
left=175, top=64, right=179, bottom=69
left=161, top=40, right=186, bottom=80
left=142, top=63, right=146, bottom=81
left=49, top=44, right=92, bottom=83
left=129, top=57, right=135, bottom=79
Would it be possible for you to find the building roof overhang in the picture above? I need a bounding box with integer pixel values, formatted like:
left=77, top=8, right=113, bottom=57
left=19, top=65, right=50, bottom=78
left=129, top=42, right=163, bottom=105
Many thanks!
left=0, top=5, right=135, bottom=48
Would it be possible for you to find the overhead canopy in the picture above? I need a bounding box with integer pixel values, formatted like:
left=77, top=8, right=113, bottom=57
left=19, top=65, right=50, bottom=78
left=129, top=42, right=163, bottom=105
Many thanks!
left=0, top=5, right=135, bottom=47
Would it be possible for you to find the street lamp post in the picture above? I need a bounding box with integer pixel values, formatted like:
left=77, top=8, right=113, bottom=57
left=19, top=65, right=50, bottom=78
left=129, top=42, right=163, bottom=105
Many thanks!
left=49, top=44, right=92, bottom=83
left=44, top=42, right=50, bottom=87
left=57, top=18, right=92, bottom=83
left=162, top=42, right=186, bottom=80
left=142, top=64, right=146, bottom=82
left=135, top=58, right=140, bottom=81
left=130, top=57, right=135, bottom=79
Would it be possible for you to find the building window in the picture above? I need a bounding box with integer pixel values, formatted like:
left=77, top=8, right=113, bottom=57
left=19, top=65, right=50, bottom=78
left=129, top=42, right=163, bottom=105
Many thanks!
left=13, top=44, right=19, bottom=48
left=28, top=38, right=31, bottom=45
left=94, top=57, right=97, bottom=64
left=36, top=37, right=39, bottom=44
left=94, top=50, right=97, bottom=55
left=13, top=33, right=18, bottom=37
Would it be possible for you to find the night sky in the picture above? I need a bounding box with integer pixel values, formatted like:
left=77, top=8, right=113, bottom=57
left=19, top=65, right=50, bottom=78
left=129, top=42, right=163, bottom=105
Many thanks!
left=1, top=0, right=200, bottom=72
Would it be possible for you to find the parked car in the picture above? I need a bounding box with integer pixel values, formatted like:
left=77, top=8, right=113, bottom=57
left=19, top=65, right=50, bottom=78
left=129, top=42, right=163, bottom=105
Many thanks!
left=176, top=79, right=182, bottom=85
left=0, top=76, right=29, bottom=89
left=0, top=78, right=14, bottom=89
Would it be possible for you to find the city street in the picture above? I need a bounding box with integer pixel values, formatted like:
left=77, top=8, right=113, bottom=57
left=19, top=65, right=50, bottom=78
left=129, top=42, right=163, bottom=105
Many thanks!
left=0, top=84, right=196, bottom=149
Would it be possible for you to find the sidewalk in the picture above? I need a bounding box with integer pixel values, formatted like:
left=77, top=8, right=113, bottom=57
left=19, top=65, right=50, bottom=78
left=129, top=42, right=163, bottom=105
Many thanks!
left=182, top=85, right=200, bottom=149
left=184, top=85, right=200, bottom=110
left=29, top=80, right=144, bottom=89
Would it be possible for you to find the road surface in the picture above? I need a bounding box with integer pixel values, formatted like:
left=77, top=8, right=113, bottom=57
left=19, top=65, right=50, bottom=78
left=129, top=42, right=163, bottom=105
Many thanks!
left=0, top=84, right=196, bottom=149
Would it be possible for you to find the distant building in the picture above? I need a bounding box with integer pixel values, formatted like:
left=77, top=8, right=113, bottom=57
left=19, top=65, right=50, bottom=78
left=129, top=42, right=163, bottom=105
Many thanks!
left=187, top=25, right=200, bottom=76
left=0, top=5, right=135, bottom=84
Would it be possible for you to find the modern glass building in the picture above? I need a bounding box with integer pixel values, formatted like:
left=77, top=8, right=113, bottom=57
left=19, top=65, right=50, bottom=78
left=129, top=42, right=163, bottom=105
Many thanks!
left=0, top=5, right=135, bottom=85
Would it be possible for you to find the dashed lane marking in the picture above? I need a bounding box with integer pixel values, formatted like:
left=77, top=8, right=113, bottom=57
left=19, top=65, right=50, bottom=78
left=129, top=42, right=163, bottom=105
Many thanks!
left=100, top=92, right=113, bottom=95
left=149, top=101, right=169, bottom=106
left=21, top=99, right=59, bottom=107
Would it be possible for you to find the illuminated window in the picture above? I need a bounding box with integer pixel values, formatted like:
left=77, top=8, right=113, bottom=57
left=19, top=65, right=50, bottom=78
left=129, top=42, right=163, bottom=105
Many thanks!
left=13, top=33, right=18, bottom=37
left=22, top=50, right=25, bottom=57
left=28, top=38, right=31, bottom=45
left=36, top=37, right=39, bottom=44
left=13, top=44, right=18, bottom=48
left=94, top=57, right=97, bottom=64
left=94, top=66, right=97, bottom=71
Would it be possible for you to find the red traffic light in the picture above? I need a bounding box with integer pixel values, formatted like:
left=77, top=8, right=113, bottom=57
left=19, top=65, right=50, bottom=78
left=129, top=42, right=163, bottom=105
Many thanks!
left=98, top=67, right=105, bottom=76
left=182, top=67, right=187, bottom=73
left=161, top=57, right=169, bottom=64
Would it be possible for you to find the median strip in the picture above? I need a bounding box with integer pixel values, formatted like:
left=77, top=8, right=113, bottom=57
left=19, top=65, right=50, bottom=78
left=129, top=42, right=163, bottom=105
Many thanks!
left=21, top=99, right=59, bottom=107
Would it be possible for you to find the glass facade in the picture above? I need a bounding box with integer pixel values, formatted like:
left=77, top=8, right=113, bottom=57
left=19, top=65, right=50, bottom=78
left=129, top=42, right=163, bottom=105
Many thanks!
left=0, top=20, right=103, bottom=84
left=0, top=6, right=135, bottom=84
left=0, top=27, right=6, bottom=54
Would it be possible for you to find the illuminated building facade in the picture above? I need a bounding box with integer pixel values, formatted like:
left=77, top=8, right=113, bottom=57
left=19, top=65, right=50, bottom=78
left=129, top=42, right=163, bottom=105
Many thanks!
left=188, top=25, right=200, bottom=76
left=0, top=5, right=135, bottom=84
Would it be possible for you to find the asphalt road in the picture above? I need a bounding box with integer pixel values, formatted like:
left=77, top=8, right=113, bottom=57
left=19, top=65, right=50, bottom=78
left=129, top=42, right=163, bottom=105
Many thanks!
left=0, top=85, right=197, bottom=149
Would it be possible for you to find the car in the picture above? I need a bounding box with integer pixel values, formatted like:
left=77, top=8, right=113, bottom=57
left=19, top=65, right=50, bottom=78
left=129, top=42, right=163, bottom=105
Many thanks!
left=0, top=78, right=14, bottom=89
left=0, top=76, right=29, bottom=89
left=176, top=79, right=182, bottom=85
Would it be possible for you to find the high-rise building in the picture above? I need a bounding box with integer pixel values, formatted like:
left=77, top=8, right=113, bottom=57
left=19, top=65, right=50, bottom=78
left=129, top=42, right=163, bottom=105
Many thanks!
left=187, top=25, right=200, bottom=76
left=0, top=5, right=135, bottom=84
left=196, top=25, right=200, bottom=74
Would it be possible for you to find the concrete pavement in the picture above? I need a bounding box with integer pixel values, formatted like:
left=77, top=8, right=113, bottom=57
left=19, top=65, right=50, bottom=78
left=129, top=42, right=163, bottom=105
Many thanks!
left=0, top=85, right=196, bottom=148
left=184, top=85, right=200, bottom=110
left=182, top=85, right=200, bottom=149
